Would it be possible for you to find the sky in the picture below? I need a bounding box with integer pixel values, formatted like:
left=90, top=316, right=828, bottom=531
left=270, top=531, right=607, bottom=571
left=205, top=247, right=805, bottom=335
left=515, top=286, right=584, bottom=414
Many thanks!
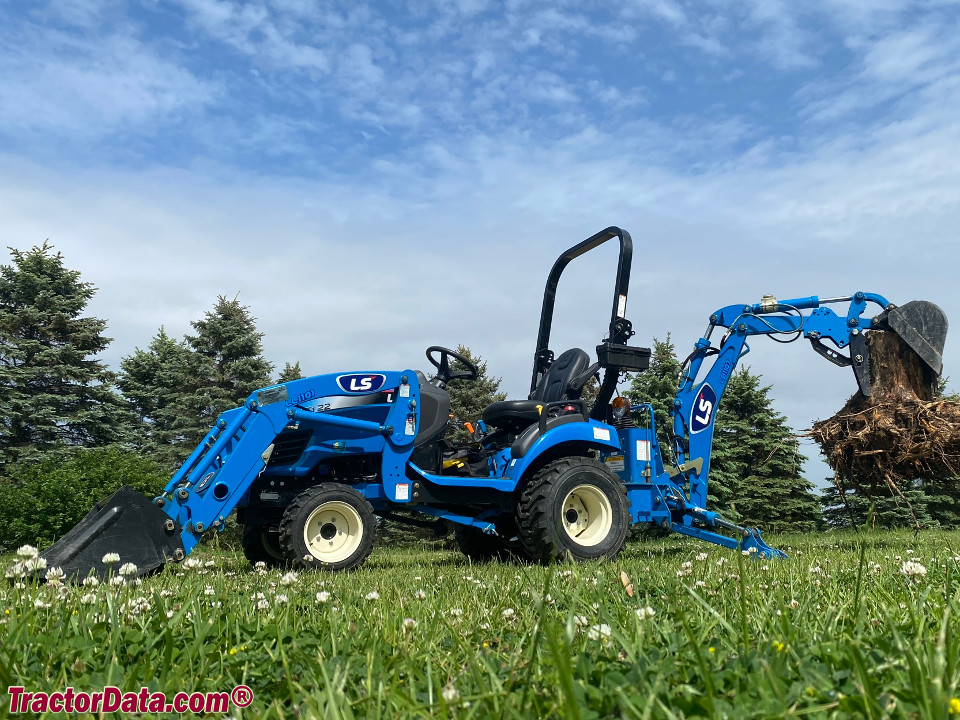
left=1, top=0, right=959, bottom=484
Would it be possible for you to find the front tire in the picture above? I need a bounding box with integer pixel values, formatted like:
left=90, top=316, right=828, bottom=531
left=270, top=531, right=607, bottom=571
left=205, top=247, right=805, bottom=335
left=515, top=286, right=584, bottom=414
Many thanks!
left=516, top=457, right=630, bottom=563
left=241, top=524, right=289, bottom=569
left=279, top=484, right=376, bottom=571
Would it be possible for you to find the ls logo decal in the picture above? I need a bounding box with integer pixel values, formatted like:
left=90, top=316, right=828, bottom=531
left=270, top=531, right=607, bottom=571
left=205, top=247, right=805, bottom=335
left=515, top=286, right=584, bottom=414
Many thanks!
left=336, top=373, right=387, bottom=394
left=690, top=383, right=717, bottom=434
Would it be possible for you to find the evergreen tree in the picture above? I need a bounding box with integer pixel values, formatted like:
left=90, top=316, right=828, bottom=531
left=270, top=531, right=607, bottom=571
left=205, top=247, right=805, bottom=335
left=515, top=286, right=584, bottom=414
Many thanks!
left=277, top=361, right=304, bottom=383
left=0, top=243, right=128, bottom=463
left=443, top=346, right=506, bottom=443
left=626, top=336, right=683, bottom=463
left=117, top=327, right=193, bottom=467
left=820, top=480, right=935, bottom=530
left=173, top=296, right=274, bottom=451
left=710, top=368, right=820, bottom=531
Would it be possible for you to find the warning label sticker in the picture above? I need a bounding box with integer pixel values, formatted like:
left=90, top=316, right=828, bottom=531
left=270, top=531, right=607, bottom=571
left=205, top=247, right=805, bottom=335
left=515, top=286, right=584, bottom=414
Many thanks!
left=636, top=440, right=651, bottom=462
left=605, top=455, right=625, bottom=472
left=396, top=483, right=409, bottom=501
left=593, top=427, right=611, bottom=441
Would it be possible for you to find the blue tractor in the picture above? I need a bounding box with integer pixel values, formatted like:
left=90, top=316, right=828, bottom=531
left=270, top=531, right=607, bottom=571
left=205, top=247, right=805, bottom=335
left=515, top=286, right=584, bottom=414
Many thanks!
left=42, top=227, right=948, bottom=578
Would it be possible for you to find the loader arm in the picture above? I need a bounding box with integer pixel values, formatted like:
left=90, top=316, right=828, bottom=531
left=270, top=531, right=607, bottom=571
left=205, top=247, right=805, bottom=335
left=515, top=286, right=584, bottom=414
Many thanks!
left=669, top=292, right=946, bottom=511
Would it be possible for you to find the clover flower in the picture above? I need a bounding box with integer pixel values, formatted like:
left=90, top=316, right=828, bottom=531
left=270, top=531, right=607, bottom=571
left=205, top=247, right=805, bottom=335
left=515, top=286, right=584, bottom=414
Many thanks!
left=441, top=682, right=459, bottom=702
left=901, top=561, right=927, bottom=580
left=102, top=553, right=121, bottom=565
left=635, top=606, right=656, bottom=620
left=501, top=608, right=515, bottom=620
left=280, top=571, right=298, bottom=587
left=45, top=567, right=66, bottom=585
left=24, top=557, right=47, bottom=572
left=16, top=545, right=39, bottom=559
left=403, top=617, right=418, bottom=632
left=587, top=624, right=612, bottom=642
left=119, top=563, right=138, bottom=577
left=365, top=591, right=381, bottom=601
left=316, top=591, right=331, bottom=603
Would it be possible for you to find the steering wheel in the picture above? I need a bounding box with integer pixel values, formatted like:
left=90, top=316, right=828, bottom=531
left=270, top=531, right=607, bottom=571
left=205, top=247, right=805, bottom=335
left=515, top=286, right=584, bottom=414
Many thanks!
left=426, top=346, right=479, bottom=386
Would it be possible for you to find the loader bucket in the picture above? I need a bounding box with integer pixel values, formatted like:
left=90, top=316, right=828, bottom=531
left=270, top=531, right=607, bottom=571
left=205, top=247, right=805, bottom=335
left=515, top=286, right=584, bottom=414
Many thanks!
left=39, top=485, right=184, bottom=581
left=880, top=300, right=948, bottom=377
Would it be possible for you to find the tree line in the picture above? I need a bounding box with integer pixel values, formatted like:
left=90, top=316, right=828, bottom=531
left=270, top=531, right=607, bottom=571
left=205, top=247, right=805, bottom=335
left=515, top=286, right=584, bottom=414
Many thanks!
left=0, top=243, right=956, bottom=551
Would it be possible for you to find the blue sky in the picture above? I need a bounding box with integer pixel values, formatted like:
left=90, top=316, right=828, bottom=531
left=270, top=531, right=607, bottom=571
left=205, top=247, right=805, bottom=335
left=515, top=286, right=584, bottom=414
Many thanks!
left=2, top=0, right=959, bottom=482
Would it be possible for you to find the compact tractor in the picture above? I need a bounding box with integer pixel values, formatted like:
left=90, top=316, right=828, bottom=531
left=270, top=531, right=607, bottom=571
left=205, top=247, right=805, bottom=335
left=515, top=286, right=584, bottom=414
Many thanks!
left=43, top=228, right=948, bottom=578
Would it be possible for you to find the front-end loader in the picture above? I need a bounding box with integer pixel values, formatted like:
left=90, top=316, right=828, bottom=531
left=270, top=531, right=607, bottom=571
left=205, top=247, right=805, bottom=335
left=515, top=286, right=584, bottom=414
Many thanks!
left=40, top=227, right=948, bottom=579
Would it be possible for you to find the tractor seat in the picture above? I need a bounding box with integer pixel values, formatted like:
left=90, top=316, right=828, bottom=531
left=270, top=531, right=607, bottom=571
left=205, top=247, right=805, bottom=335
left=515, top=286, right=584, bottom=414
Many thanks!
left=482, top=348, right=591, bottom=430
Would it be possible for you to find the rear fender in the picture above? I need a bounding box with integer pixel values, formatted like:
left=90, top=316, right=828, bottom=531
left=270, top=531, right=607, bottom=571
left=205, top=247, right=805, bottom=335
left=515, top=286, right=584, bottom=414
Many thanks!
left=506, top=419, right=622, bottom=487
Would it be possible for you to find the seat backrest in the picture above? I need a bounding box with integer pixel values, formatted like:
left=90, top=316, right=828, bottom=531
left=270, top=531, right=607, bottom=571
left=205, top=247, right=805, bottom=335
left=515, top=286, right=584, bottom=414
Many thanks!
left=530, top=348, right=590, bottom=402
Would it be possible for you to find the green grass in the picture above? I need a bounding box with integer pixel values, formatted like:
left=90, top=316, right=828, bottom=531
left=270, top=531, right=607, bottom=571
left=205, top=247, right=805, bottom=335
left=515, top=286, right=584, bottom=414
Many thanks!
left=2, top=530, right=960, bottom=719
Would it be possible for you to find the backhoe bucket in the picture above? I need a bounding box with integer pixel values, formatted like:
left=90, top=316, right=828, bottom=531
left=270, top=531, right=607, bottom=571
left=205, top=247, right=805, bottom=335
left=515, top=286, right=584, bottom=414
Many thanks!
left=879, top=300, right=948, bottom=377
left=40, top=485, right=184, bottom=581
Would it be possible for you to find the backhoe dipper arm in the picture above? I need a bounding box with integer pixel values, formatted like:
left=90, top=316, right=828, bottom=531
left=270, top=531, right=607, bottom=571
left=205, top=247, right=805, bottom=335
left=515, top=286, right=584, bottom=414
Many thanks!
left=671, top=292, right=890, bottom=510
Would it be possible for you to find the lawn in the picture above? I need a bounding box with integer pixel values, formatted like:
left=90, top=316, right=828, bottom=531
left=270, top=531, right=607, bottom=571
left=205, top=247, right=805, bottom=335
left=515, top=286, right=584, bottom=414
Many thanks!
left=2, top=529, right=959, bottom=719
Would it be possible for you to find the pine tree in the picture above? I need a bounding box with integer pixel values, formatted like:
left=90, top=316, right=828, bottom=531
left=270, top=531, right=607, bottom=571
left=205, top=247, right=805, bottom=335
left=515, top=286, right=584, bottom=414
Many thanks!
left=277, top=361, right=304, bottom=383
left=711, top=368, right=820, bottom=532
left=820, top=480, right=935, bottom=530
left=443, top=346, right=506, bottom=443
left=117, top=327, right=193, bottom=467
left=173, top=296, right=274, bottom=450
left=0, top=243, right=128, bottom=463
left=626, top=335, right=683, bottom=463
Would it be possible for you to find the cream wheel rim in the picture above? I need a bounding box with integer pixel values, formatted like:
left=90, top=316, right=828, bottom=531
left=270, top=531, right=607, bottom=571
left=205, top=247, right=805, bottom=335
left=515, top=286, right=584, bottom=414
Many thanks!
left=303, top=501, right=363, bottom=563
left=561, top=484, right=613, bottom=547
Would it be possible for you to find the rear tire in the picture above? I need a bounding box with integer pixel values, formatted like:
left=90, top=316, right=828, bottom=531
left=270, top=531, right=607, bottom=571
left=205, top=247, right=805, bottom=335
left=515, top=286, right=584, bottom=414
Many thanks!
left=279, top=484, right=376, bottom=571
left=454, top=517, right=531, bottom=563
left=515, top=457, right=630, bottom=563
left=241, top=524, right=288, bottom=569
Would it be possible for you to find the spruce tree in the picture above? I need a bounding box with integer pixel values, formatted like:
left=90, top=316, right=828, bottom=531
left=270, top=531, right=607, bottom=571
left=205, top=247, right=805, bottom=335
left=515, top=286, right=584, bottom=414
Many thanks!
left=820, top=479, right=935, bottom=529
left=117, top=327, right=193, bottom=468
left=443, top=346, right=506, bottom=443
left=277, top=361, right=304, bottom=383
left=0, top=243, right=128, bottom=463
left=711, top=368, right=820, bottom=531
left=173, top=296, right=274, bottom=450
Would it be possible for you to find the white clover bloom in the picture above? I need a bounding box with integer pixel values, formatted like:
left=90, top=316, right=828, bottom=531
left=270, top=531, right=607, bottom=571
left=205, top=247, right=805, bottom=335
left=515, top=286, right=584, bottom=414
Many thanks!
left=365, top=591, right=381, bottom=601
left=748, top=547, right=758, bottom=555
left=5, top=563, right=25, bottom=579
left=166, top=610, right=175, bottom=619
left=901, top=561, right=927, bottom=579
left=119, top=563, right=138, bottom=577
left=102, top=553, right=121, bottom=565
left=573, top=615, right=589, bottom=627
left=316, top=591, right=331, bottom=603
left=45, top=567, right=66, bottom=585
left=501, top=608, right=515, bottom=620
left=203, top=586, right=215, bottom=596
left=34, top=599, right=51, bottom=609
left=790, top=599, right=800, bottom=609
left=403, top=617, right=418, bottom=632
left=280, top=571, right=299, bottom=587
left=82, top=576, right=100, bottom=587
left=182, top=557, right=202, bottom=570
left=479, top=622, right=491, bottom=630
left=441, top=682, right=459, bottom=702
left=16, top=545, right=39, bottom=559
left=24, top=557, right=47, bottom=572
left=80, top=593, right=97, bottom=605
left=414, top=589, right=426, bottom=600
left=256, top=598, right=270, bottom=610
left=636, top=606, right=656, bottom=620
left=109, top=576, right=125, bottom=587
left=275, top=593, right=288, bottom=605
left=204, top=559, right=216, bottom=567
left=695, top=552, right=708, bottom=562
left=587, top=624, right=612, bottom=641
left=450, top=608, right=463, bottom=618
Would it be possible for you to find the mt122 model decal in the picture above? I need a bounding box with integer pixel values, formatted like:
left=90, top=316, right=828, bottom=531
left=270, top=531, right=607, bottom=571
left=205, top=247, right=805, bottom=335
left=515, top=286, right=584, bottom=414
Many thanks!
left=690, top=384, right=717, bottom=434
left=335, top=374, right=387, bottom=394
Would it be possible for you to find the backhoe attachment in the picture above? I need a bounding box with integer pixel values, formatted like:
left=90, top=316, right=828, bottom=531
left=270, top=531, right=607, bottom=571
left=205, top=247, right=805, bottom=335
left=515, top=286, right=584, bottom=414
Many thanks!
left=868, top=300, right=948, bottom=394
